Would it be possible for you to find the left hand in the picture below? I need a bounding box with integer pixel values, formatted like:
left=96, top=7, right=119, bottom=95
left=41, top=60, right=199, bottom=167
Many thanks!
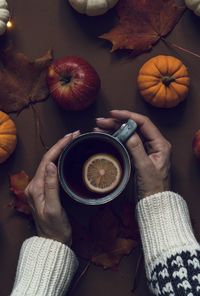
left=25, top=131, right=80, bottom=246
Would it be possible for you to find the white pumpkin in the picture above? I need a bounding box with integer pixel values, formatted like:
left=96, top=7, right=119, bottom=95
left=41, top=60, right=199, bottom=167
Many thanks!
left=0, top=0, right=10, bottom=35
left=185, top=0, right=200, bottom=16
left=68, top=0, right=119, bottom=16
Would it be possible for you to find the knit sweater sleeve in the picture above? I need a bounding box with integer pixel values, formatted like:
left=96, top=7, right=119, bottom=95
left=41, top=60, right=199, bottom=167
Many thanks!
left=10, top=236, right=78, bottom=296
left=136, top=191, right=200, bottom=296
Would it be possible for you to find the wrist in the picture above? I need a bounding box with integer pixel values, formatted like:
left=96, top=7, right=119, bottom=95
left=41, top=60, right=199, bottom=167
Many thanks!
left=38, top=234, right=72, bottom=247
left=138, top=175, right=171, bottom=200
left=37, top=227, right=72, bottom=247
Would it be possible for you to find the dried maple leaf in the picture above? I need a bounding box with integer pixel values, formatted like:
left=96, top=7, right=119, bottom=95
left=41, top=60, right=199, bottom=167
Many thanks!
left=90, top=205, right=140, bottom=269
left=92, top=238, right=138, bottom=270
left=9, top=171, right=31, bottom=215
left=0, top=46, right=53, bottom=113
left=100, top=0, right=185, bottom=55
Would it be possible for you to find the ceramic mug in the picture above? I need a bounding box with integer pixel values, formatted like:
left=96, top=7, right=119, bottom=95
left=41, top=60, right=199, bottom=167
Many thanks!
left=58, top=119, right=137, bottom=205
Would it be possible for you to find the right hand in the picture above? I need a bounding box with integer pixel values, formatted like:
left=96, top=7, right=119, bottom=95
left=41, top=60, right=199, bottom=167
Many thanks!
left=95, top=110, right=172, bottom=200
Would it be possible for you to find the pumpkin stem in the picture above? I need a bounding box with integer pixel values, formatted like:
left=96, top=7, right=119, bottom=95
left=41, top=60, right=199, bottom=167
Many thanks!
left=162, top=76, right=176, bottom=86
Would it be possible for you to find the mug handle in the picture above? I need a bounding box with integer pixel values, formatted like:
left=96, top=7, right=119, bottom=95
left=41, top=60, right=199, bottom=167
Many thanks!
left=112, top=119, right=137, bottom=143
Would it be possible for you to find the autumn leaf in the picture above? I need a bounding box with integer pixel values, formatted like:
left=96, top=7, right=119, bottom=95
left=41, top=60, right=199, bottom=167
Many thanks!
left=90, top=205, right=140, bottom=269
left=0, top=46, right=53, bottom=113
left=92, top=238, right=138, bottom=270
left=100, top=0, right=185, bottom=55
left=10, top=171, right=29, bottom=195
left=9, top=171, right=31, bottom=215
left=72, top=204, right=140, bottom=270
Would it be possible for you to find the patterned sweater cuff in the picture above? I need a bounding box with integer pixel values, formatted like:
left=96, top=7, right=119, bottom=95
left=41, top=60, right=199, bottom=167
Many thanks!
left=11, top=236, right=79, bottom=296
left=136, top=191, right=199, bottom=266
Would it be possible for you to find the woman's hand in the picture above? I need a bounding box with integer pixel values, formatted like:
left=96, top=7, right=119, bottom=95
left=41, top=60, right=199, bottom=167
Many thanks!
left=25, top=131, right=80, bottom=246
left=95, top=110, right=171, bottom=200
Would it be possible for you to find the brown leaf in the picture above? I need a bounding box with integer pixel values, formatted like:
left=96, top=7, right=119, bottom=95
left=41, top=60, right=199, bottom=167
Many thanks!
left=100, top=0, right=185, bottom=55
left=92, top=238, right=138, bottom=270
left=9, top=171, right=31, bottom=215
left=0, top=46, right=53, bottom=113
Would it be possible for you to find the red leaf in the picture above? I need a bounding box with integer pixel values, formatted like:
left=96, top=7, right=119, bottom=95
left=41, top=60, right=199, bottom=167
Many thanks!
left=0, top=46, right=53, bottom=113
left=9, top=171, right=31, bottom=215
left=100, top=0, right=185, bottom=55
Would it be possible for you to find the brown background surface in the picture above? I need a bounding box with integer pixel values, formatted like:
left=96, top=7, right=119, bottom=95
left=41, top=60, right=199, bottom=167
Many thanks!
left=0, top=0, right=200, bottom=295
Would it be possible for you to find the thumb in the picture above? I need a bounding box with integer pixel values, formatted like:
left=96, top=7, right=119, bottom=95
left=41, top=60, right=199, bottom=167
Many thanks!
left=126, top=133, right=151, bottom=170
left=44, top=162, right=61, bottom=209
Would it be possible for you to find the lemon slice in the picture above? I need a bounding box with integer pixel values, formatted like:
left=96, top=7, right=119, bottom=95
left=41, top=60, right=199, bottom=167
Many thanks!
left=83, top=153, right=122, bottom=194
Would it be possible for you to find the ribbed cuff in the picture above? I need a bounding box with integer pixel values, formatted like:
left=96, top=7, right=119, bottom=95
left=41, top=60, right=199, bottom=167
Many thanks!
left=11, top=236, right=79, bottom=296
left=136, top=192, right=199, bottom=268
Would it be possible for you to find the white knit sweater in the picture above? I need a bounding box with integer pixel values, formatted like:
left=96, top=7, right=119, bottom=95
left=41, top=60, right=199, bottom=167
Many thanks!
left=11, top=237, right=78, bottom=296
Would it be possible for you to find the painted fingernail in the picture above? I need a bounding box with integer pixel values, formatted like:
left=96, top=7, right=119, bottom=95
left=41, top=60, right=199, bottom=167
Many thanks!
left=73, top=130, right=80, bottom=137
left=64, top=133, right=72, bottom=138
left=96, top=117, right=105, bottom=121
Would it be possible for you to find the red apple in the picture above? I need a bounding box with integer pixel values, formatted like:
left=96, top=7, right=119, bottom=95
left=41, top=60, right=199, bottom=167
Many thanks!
left=193, top=130, right=200, bottom=159
left=47, top=56, right=101, bottom=111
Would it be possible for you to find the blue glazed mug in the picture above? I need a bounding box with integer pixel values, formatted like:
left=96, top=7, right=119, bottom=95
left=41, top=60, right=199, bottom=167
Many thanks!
left=58, top=119, right=137, bottom=205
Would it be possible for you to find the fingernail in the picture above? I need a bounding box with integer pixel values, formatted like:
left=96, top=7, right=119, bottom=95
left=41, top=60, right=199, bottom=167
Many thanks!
left=73, top=130, right=80, bottom=137
left=64, top=133, right=72, bottom=138
left=96, top=117, right=105, bottom=121
left=46, top=162, right=57, bottom=175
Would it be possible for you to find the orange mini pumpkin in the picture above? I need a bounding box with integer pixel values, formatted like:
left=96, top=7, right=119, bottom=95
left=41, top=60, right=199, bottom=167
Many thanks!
left=0, top=111, right=17, bottom=164
left=137, top=55, right=190, bottom=108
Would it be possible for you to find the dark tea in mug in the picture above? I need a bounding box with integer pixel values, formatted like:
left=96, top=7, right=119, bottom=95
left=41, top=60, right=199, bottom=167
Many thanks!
left=62, top=135, right=124, bottom=199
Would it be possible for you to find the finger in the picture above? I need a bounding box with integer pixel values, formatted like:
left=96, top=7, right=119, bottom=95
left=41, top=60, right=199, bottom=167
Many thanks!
left=110, top=110, right=165, bottom=142
left=126, top=133, right=151, bottom=170
left=93, top=127, right=112, bottom=134
left=96, top=118, right=122, bottom=131
left=35, top=131, right=80, bottom=179
left=44, top=162, right=61, bottom=210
